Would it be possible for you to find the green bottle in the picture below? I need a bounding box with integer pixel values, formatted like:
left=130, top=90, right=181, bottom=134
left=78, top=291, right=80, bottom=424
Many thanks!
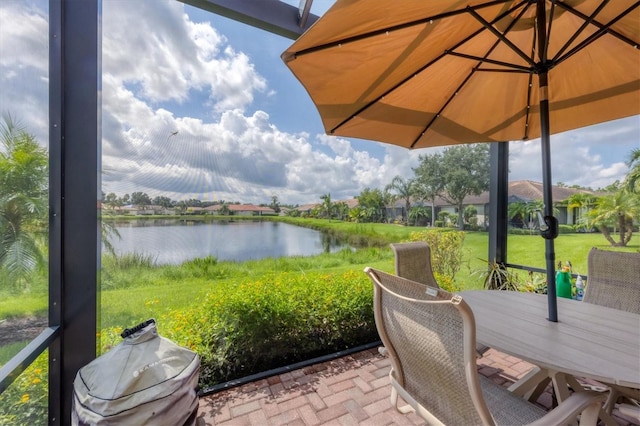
left=556, top=270, right=572, bottom=299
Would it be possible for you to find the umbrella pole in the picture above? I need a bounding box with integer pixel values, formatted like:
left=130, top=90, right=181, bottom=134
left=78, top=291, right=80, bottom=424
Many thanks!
left=540, top=86, right=558, bottom=322
left=537, top=0, right=558, bottom=322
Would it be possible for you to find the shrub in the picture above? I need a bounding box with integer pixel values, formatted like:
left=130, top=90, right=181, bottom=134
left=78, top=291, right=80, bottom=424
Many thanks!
left=463, top=223, right=481, bottom=231
left=507, top=227, right=529, bottom=235
left=181, top=270, right=377, bottom=388
left=0, top=352, right=48, bottom=426
left=558, top=224, right=574, bottom=234
left=407, top=229, right=465, bottom=282
left=434, top=271, right=460, bottom=293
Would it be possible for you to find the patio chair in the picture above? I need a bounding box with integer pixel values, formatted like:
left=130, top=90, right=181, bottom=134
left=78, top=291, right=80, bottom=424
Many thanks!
left=390, top=241, right=490, bottom=357
left=364, top=267, right=607, bottom=426
left=585, top=248, right=640, bottom=314
left=390, top=242, right=439, bottom=287
left=585, top=248, right=640, bottom=412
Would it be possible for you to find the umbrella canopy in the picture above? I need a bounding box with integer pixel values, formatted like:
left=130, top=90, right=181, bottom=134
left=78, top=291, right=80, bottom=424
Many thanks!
left=282, top=0, right=640, bottom=321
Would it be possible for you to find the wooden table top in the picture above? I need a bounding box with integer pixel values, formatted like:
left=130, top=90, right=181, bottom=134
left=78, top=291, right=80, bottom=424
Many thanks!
left=460, top=290, right=640, bottom=389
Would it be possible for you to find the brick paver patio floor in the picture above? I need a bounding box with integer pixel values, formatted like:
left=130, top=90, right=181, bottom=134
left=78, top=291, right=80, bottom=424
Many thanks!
left=196, top=347, right=638, bottom=426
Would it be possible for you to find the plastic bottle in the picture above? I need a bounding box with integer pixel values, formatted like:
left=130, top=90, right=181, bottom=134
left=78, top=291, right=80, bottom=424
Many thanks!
left=575, top=275, right=584, bottom=301
left=556, top=269, right=573, bottom=299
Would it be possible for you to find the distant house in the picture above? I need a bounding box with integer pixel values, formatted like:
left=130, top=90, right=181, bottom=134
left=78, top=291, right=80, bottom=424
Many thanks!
left=103, top=204, right=175, bottom=215
left=185, top=206, right=205, bottom=214
left=204, top=204, right=276, bottom=216
left=338, top=198, right=360, bottom=209
left=293, top=203, right=320, bottom=214
left=431, top=180, right=601, bottom=227
left=293, top=198, right=359, bottom=216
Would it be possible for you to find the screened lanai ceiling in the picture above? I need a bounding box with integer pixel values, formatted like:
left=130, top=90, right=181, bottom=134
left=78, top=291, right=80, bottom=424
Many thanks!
left=179, top=0, right=320, bottom=40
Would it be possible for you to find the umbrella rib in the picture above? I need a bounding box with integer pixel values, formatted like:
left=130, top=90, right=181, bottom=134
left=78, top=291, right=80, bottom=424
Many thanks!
left=551, top=0, right=609, bottom=62
left=328, top=1, right=532, bottom=137
left=523, top=28, right=538, bottom=141
left=411, top=3, right=538, bottom=147
left=328, top=23, right=494, bottom=134
left=542, top=0, right=557, bottom=62
left=555, top=2, right=640, bottom=67
left=410, top=70, right=478, bottom=149
left=408, top=3, right=537, bottom=147
left=467, top=6, right=537, bottom=68
left=475, top=68, right=530, bottom=73
left=420, top=0, right=537, bottom=148
left=554, top=1, right=640, bottom=53
left=327, top=49, right=448, bottom=135
left=287, top=0, right=517, bottom=58
left=523, top=70, right=534, bottom=141
left=446, top=51, right=532, bottom=72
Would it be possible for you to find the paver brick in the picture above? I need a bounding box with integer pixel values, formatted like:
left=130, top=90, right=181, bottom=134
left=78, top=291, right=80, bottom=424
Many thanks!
left=305, top=391, right=327, bottom=411
left=298, top=404, right=322, bottom=426
left=229, top=399, right=261, bottom=417
left=267, top=408, right=303, bottom=425
left=197, top=348, right=630, bottom=426
left=323, top=387, right=365, bottom=407
left=316, top=403, right=350, bottom=423
left=277, top=394, right=308, bottom=412
left=352, top=376, right=374, bottom=394
left=343, top=399, right=370, bottom=422
left=329, top=378, right=357, bottom=393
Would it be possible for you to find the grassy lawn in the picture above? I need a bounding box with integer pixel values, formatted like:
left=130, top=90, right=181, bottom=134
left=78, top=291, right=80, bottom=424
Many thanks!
left=458, top=231, right=639, bottom=290
left=0, top=222, right=637, bottom=381
left=1, top=220, right=637, bottom=330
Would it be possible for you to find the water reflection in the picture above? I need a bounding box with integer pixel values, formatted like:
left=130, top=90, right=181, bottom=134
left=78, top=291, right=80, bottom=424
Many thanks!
left=104, top=219, right=351, bottom=265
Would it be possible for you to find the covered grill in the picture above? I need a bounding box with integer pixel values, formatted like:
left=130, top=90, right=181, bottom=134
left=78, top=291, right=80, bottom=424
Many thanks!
left=72, top=319, right=200, bottom=425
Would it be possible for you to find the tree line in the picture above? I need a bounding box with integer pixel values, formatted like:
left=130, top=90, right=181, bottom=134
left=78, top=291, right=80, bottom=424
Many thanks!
left=1, top=114, right=639, bottom=289
left=301, top=145, right=639, bottom=248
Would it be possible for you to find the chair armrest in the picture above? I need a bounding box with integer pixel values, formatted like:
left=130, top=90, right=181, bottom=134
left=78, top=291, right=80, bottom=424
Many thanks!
left=528, top=391, right=606, bottom=426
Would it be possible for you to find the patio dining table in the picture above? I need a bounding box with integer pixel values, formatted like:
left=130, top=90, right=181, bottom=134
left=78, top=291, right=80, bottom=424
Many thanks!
left=460, top=290, right=640, bottom=411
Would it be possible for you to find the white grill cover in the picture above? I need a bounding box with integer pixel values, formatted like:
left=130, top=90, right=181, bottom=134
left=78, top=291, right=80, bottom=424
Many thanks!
left=72, top=320, right=200, bottom=426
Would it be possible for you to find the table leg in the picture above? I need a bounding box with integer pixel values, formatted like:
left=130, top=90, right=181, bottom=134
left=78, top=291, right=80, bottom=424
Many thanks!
left=551, top=372, right=618, bottom=426
left=508, top=366, right=551, bottom=402
left=550, top=370, right=573, bottom=403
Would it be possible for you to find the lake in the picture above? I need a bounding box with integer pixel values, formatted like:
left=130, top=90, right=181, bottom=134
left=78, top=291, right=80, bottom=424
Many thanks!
left=105, top=219, right=351, bottom=264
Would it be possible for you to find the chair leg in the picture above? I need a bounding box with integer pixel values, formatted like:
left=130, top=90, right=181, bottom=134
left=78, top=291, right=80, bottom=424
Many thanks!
left=579, top=402, right=603, bottom=426
left=390, top=386, right=414, bottom=414
left=603, top=388, right=619, bottom=413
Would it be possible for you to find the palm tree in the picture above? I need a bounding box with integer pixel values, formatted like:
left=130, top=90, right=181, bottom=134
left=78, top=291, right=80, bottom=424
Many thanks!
left=348, top=206, right=363, bottom=223
left=0, top=115, right=48, bottom=288
left=408, top=206, right=430, bottom=226
left=319, top=193, right=333, bottom=219
left=385, top=176, right=415, bottom=224
left=507, top=201, right=528, bottom=228
left=333, top=201, right=349, bottom=221
left=586, top=191, right=639, bottom=246
left=508, top=200, right=555, bottom=232
left=565, top=192, right=597, bottom=231
left=625, top=148, right=640, bottom=193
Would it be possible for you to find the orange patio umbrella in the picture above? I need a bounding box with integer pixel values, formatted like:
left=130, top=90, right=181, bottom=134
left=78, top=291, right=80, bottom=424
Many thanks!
left=282, top=0, right=640, bottom=321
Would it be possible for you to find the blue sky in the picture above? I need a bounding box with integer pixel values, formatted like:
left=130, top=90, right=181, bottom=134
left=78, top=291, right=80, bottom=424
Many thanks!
left=1, top=0, right=638, bottom=206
